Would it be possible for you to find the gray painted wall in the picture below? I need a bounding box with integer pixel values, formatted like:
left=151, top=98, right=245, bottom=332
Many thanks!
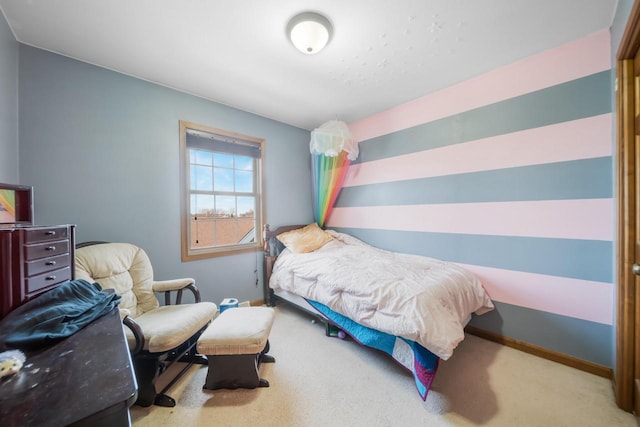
left=0, top=12, right=18, bottom=183
left=18, top=44, right=313, bottom=305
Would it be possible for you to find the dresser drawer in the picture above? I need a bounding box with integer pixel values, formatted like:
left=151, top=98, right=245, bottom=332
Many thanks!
left=24, top=226, right=69, bottom=244
left=25, top=253, right=70, bottom=277
left=24, top=240, right=69, bottom=261
left=1, top=224, right=75, bottom=320
left=25, top=266, right=71, bottom=295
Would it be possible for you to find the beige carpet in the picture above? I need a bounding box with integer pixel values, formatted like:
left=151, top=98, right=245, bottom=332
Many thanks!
left=130, top=304, right=636, bottom=426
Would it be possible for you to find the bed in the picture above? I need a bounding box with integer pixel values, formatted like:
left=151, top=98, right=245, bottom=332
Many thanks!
left=262, top=223, right=494, bottom=400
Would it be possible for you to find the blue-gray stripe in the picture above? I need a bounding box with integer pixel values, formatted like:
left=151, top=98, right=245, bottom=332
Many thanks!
left=355, top=71, right=612, bottom=164
left=329, top=227, right=612, bottom=283
left=469, top=301, right=612, bottom=367
left=336, top=157, right=612, bottom=207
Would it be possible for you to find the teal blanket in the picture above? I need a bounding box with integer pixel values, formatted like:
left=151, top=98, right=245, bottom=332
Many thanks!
left=0, top=279, right=120, bottom=351
left=307, top=300, right=439, bottom=400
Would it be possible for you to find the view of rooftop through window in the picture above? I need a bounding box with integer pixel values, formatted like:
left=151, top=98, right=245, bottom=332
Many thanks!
left=189, top=149, right=256, bottom=247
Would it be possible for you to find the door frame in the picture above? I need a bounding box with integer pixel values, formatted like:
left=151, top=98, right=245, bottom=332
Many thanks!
left=616, top=0, right=640, bottom=413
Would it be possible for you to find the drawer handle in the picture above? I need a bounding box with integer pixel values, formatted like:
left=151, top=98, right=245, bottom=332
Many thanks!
left=46, top=261, right=57, bottom=266
left=45, top=246, right=56, bottom=251
left=46, top=275, right=56, bottom=281
left=46, top=230, right=56, bottom=236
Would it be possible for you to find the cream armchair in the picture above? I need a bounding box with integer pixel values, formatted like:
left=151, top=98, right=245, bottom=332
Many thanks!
left=75, top=242, right=217, bottom=407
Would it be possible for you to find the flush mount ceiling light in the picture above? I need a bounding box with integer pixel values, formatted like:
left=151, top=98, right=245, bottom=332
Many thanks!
left=287, top=12, right=333, bottom=55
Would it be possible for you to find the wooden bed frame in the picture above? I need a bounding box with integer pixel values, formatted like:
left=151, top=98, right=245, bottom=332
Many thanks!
left=262, top=223, right=304, bottom=305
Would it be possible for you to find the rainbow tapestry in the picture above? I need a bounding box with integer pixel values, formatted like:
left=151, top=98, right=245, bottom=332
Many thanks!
left=309, top=120, right=359, bottom=227
left=311, top=151, right=351, bottom=227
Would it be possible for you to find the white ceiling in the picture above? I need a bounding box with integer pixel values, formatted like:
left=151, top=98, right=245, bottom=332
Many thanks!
left=0, top=0, right=619, bottom=131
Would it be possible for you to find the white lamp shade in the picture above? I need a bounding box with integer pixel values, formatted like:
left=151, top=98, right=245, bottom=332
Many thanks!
left=287, top=12, right=333, bottom=55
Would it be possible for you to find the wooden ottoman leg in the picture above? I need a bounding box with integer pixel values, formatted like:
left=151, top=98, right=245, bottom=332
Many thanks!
left=204, top=340, right=276, bottom=390
left=204, top=354, right=262, bottom=389
left=259, top=340, right=276, bottom=364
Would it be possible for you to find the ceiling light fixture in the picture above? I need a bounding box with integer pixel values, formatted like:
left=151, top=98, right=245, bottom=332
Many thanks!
left=287, top=12, right=333, bottom=55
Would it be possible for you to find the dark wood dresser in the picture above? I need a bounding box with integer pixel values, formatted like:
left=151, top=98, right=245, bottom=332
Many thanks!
left=0, top=224, right=76, bottom=319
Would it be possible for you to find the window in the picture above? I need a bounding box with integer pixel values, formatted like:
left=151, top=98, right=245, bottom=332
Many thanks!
left=179, top=121, right=264, bottom=261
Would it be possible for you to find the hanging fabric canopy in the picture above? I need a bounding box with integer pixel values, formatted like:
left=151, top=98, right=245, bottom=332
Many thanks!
left=310, top=120, right=359, bottom=227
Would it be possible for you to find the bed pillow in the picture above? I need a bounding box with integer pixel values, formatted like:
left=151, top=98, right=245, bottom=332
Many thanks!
left=277, top=223, right=334, bottom=253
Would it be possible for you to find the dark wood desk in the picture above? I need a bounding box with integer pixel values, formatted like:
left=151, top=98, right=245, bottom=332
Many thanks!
left=0, top=308, right=137, bottom=426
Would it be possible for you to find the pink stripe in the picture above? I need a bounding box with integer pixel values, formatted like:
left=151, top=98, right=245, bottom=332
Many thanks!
left=326, top=199, right=613, bottom=241
left=349, top=30, right=611, bottom=142
left=345, top=114, right=612, bottom=187
left=344, top=114, right=612, bottom=187
left=458, top=263, right=612, bottom=325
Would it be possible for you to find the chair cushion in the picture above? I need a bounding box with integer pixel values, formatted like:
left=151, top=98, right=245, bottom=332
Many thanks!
left=75, top=243, right=158, bottom=317
left=197, top=307, right=275, bottom=356
left=127, top=302, right=217, bottom=353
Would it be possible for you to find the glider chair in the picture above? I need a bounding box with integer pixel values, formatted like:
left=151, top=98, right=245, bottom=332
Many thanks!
left=75, top=242, right=217, bottom=407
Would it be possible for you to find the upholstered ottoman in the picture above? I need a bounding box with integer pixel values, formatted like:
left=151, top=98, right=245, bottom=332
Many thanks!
left=197, top=306, right=275, bottom=390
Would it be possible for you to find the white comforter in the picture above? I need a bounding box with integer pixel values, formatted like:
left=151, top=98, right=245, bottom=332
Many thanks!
left=269, top=230, right=494, bottom=360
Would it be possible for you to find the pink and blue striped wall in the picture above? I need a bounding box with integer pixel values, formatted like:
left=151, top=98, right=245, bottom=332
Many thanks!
left=326, top=30, right=614, bottom=366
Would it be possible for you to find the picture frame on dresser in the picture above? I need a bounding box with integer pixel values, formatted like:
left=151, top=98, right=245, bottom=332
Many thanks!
left=0, top=182, right=34, bottom=226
